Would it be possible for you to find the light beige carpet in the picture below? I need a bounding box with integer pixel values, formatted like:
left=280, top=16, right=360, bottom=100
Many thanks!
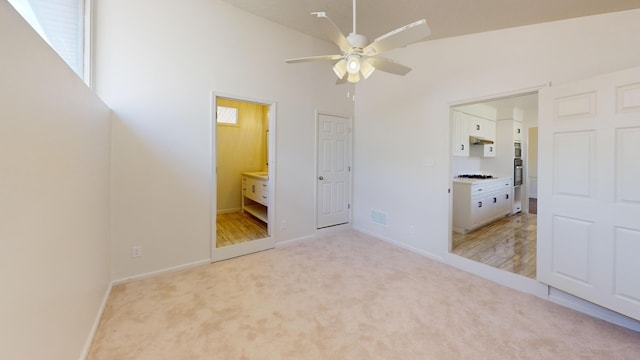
left=88, top=231, right=640, bottom=359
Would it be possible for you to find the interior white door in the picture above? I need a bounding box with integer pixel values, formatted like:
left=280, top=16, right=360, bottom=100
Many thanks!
left=538, top=66, right=640, bottom=320
left=317, top=113, right=351, bottom=229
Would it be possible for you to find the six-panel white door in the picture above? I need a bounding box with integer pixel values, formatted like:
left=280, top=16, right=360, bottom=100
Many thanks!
left=538, top=66, right=640, bottom=320
left=317, top=113, right=351, bottom=229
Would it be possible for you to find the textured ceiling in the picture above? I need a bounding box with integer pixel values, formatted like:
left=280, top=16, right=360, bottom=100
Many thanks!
left=220, top=0, right=640, bottom=43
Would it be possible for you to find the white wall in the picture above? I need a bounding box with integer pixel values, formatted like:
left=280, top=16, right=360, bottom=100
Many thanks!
left=353, top=10, right=640, bottom=256
left=94, top=0, right=354, bottom=280
left=0, top=2, right=111, bottom=359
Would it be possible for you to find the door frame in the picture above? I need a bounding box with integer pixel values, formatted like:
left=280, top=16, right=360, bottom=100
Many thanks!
left=315, top=110, right=353, bottom=229
left=210, top=91, right=277, bottom=262
left=446, top=84, right=549, bottom=299
left=447, top=84, right=546, bottom=253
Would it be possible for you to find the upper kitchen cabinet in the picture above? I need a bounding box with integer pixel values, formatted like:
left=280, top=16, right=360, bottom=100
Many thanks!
left=497, top=107, right=524, bottom=144
left=457, top=103, right=497, bottom=142
left=451, top=110, right=470, bottom=157
left=512, top=107, right=524, bottom=142
left=451, top=103, right=497, bottom=157
left=513, top=121, right=524, bottom=142
left=467, top=115, right=496, bottom=142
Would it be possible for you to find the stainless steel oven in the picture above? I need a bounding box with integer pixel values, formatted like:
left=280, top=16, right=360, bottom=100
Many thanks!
left=514, top=158, right=523, bottom=186
left=514, top=142, right=522, bottom=158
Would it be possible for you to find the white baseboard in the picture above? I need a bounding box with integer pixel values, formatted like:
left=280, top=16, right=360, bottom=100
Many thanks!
left=316, top=222, right=352, bottom=235
left=351, top=227, right=639, bottom=333
left=445, top=252, right=549, bottom=298
left=275, top=234, right=316, bottom=247
left=79, top=282, right=112, bottom=360
left=352, top=226, right=444, bottom=262
left=217, top=208, right=241, bottom=214
left=112, top=259, right=211, bottom=285
left=548, top=287, right=640, bottom=332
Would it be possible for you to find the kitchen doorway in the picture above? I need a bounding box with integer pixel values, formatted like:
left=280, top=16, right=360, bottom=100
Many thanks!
left=449, top=91, right=539, bottom=279
left=211, top=94, right=276, bottom=262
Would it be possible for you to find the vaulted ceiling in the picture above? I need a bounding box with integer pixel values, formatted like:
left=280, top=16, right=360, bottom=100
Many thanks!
left=220, top=0, right=640, bottom=43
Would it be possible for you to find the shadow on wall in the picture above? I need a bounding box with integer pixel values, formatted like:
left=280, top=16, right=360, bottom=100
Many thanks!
left=109, top=112, right=211, bottom=280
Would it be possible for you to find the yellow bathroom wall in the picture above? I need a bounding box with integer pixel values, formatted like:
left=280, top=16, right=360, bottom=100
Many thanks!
left=217, top=98, right=267, bottom=212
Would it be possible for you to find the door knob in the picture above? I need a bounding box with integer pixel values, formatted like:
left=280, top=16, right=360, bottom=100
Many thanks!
left=318, top=176, right=324, bottom=180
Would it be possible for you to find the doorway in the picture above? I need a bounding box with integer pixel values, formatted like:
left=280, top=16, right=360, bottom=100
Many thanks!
left=449, top=92, right=539, bottom=278
left=211, top=94, right=276, bottom=262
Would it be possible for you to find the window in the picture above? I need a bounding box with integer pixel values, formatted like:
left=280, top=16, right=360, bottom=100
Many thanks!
left=8, top=0, right=89, bottom=83
left=217, top=106, right=239, bottom=125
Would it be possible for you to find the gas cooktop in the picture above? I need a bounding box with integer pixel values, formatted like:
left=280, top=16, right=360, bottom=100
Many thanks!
left=457, top=174, right=494, bottom=179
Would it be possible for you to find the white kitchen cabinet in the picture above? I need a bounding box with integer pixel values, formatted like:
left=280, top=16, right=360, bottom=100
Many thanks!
left=451, top=110, right=469, bottom=157
left=467, top=114, right=496, bottom=142
left=452, top=104, right=497, bottom=158
left=483, top=143, right=496, bottom=157
left=242, top=172, right=268, bottom=223
left=484, top=117, right=496, bottom=142
left=452, top=178, right=513, bottom=233
left=513, top=122, right=523, bottom=142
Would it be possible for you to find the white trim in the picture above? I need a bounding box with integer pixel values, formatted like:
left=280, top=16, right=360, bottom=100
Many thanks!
left=351, top=228, right=640, bottom=331
left=353, top=226, right=444, bottom=262
left=274, top=234, right=316, bottom=248
left=276, top=224, right=354, bottom=248
left=448, top=83, right=549, bottom=107
left=447, top=83, right=550, bottom=268
left=112, top=259, right=211, bottom=285
left=79, top=281, right=112, bottom=360
left=211, top=238, right=273, bottom=262
left=217, top=207, right=242, bottom=214
left=443, top=252, right=549, bottom=298
left=316, top=222, right=353, bottom=235
left=548, top=288, right=640, bottom=332
left=85, top=0, right=94, bottom=88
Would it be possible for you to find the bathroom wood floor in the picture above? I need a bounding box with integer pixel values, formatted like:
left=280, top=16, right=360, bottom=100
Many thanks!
left=452, top=212, right=537, bottom=279
left=216, top=211, right=268, bottom=248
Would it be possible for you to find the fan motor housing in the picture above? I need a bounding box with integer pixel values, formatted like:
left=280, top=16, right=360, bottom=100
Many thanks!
left=347, top=33, right=369, bottom=49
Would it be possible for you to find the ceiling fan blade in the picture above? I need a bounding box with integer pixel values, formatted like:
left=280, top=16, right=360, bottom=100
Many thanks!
left=312, top=12, right=353, bottom=53
left=366, top=57, right=412, bottom=76
left=363, top=19, right=431, bottom=56
left=285, top=54, right=343, bottom=63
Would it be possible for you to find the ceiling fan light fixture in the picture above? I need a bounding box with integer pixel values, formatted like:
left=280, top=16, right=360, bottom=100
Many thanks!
left=360, top=59, right=376, bottom=79
left=333, top=59, right=347, bottom=79
left=346, top=55, right=361, bottom=75
left=347, top=72, right=360, bottom=83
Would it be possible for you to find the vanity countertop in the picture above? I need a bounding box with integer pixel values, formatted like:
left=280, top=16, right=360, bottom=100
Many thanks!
left=242, top=171, right=268, bottom=180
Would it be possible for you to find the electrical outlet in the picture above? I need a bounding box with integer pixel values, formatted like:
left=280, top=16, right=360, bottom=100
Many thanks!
left=131, top=246, right=142, bottom=258
left=281, top=220, right=287, bottom=229
left=408, top=225, right=416, bottom=234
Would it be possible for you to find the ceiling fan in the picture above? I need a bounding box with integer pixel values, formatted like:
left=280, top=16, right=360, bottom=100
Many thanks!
left=284, top=0, right=431, bottom=84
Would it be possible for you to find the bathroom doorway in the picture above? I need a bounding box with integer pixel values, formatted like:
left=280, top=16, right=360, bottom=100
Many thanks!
left=211, top=94, right=276, bottom=262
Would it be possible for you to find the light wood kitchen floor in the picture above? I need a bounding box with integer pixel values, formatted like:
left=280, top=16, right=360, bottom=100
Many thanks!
left=452, top=212, right=537, bottom=279
left=216, top=211, right=268, bottom=248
